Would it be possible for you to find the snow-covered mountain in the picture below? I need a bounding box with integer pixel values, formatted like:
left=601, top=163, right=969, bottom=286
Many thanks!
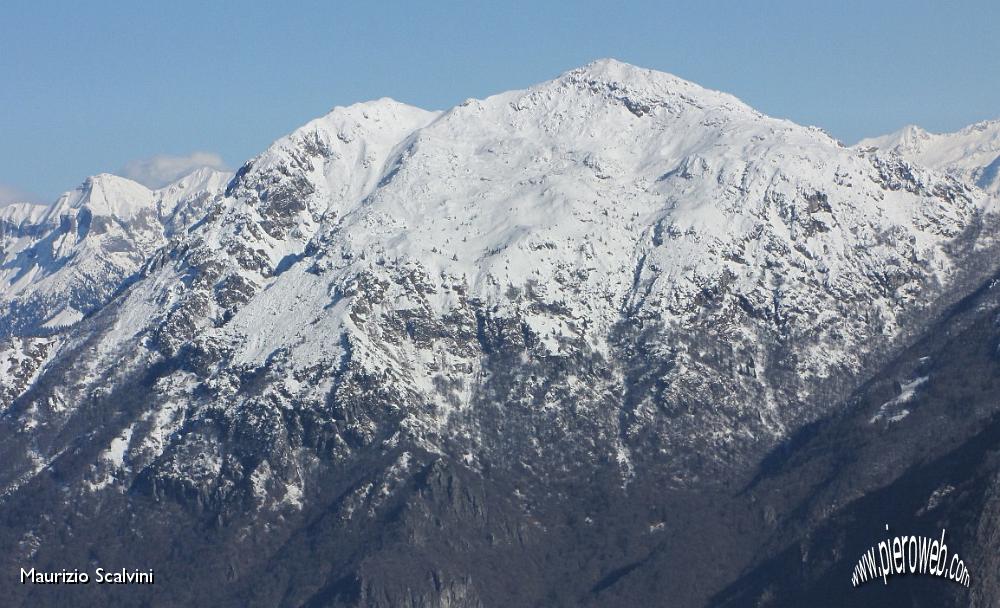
left=52, top=59, right=993, bottom=477
left=858, top=120, right=1000, bottom=194
left=0, top=168, right=231, bottom=337
left=0, top=168, right=231, bottom=414
left=1, top=60, right=999, bottom=607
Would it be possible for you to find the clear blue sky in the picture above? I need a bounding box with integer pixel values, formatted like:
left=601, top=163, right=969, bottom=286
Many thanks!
left=2, top=0, right=998, bottom=202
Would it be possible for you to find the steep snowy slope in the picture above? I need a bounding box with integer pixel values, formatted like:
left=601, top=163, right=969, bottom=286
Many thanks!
left=858, top=120, right=1000, bottom=194
left=2, top=60, right=1000, bottom=607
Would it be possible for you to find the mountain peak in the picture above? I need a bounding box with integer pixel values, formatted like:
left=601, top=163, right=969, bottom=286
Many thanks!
left=570, top=57, right=656, bottom=79
left=858, top=118, right=1000, bottom=193
left=307, top=97, right=438, bottom=136
left=327, top=96, right=423, bottom=115
left=84, top=172, right=151, bottom=195
left=898, top=123, right=931, bottom=141
left=246, top=97, right=437, bottom=167
left=48, top=173, right=154, bottom=220
left=552, top=58, right=754, bottom=118
left=856, top=124, right=930, bottom=152
left=963, top=118, right=1000, bottom=134
left=156, top=166, right=232, bottom=195
left=566, top=58, right=698, bottom=88
left=154, top=166, right=233, bottom=218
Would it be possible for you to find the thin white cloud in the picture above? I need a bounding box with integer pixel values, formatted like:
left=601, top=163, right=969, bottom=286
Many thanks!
left=0, top=183, right=43, bottom=207
left=120, top=151, right=229, bottom=188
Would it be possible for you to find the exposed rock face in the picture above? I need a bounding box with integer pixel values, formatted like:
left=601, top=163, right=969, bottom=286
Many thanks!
left=1, top=60, right=998, bottom=607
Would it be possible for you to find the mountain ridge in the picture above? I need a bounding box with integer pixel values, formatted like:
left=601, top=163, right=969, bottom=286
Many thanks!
left=0, top=167, right=232, bottom=337
left=4, top=58, right=997, bottom=491
left=1, top=60, right=999, bottom=607
left=858, top=119, right=1000, bottom=194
